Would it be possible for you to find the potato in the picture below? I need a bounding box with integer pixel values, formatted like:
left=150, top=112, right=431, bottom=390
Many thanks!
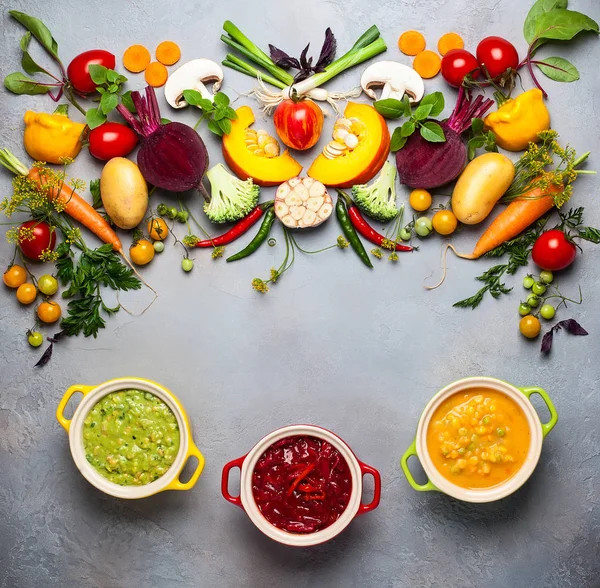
left=100, top=158, right=148, bottom=230
left=451, top=153, right=515, bottom=225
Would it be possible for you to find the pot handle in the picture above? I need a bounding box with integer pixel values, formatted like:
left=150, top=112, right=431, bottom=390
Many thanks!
left=164, top=441, right=205, bottom=491
left=221, top=455, right=246, bottom=508
left=56, top=384, right=96, bottom=432
left=401, top=439, right=438, bottom=492
left=519, top=386, right=558, bottom=438
left=356, top=460, right=381, bottom=515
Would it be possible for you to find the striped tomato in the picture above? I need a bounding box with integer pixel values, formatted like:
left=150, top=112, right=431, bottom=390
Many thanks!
left=273, top=99, right=323, bottom=151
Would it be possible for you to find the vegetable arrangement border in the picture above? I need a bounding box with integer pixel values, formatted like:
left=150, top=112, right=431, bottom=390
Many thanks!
left=1, top=1, right=599, bottom=365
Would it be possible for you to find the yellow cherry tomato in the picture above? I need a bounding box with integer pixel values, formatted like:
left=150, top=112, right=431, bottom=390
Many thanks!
left=409, top=189, right=432, bottom=212
left=432, top=209, right=458, bottom=235
left=147, top=217, right=168, bottom=241
left=3, top=265, right=27, bottom=288
left=519, top=315, right=541, bottom=339
left=37, top=300, right=62, bottom=323
left=16, top=282, right=37, bottom=305
left=130, top=239, right=155, bottom=266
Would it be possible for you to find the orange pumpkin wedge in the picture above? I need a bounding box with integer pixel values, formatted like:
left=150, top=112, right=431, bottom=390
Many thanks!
left=222, top=106, right=302, bottom=187
left=307, top=102, right=390, bottom=188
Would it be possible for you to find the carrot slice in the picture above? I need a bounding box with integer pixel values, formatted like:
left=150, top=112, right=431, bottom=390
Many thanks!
left=156, top=41, right=181, bottom=66
left=123, top=44, right=151, bottom=73
left=413, top=50, right=442, bottom=79
left=437, top=32, right=464, bottom=55
left=398, top=30, right=426, bottom=56
left=144, top=62, right=169, bottom=87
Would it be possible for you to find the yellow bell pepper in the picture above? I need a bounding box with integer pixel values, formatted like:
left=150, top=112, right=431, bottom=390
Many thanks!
left=23, top=107, right=86, bottom=164
left=483, top=89, right=550, bottom=152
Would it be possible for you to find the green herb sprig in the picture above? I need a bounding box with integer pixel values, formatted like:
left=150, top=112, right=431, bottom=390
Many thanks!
left=182, top=90, right=238, bottom=136
left=85, top=65, right=129, bottom=129
left=467, top=118, right=498, bottom=160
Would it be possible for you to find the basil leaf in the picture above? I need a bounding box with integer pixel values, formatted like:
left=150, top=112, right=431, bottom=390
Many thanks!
left=106, top=69, right=119, bottom=83
left=533, top=9, right=599, bottom=43
left=213, top=92, right=230, bottom=107
left=374, top=98, right=405, bottom=119
left=100, top=92, right=118, bottom=115
left=214, top=108, right=226, bottom=121
left=88, top=64, right=108, bottom=85
left=390, top=128, right=407, bottom=152
left=224, top=106, right=238, bottom=120
left=414, top=103, right=433, bottom=121
left=218, top=118, right=232, bottom=135
left=400, top=120, right=416, bottom=137
left=120, top=91, right=137, bottom=113
left=4, top=72, right=53, bottom=95
left=471, top=117, right=484, bottom=135
left=9, top=10, right=60, bottom=60
left=182, top=89, right=202, bottom=106
left=420, top=92, right=445, bottom=117
left=86, top=107, right=107, bottom=130
left=420, top=121, right=446, bottom=142
left=207, top=118, right=223, bottom=136
left=523, top=0, right=568, bottom=44
left=535, top=56, right=579, bottom=82
left=402, top=95, right=412, bottom=117
left=198, top=98, right=215, bottom=112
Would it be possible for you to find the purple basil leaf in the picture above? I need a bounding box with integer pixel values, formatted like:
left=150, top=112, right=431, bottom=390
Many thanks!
left=558, top=319, right=588, bottom=336
left=34, top=342, right=54, bottom=367
left=315, top=28, right=336, bottom=69
left=299, top=44, right=311, bottom=71
left=540, top=331, right=554, bottom=354
left=268, top=44, right=300, bottom=70
left=293, top=70, right=311, bottom=83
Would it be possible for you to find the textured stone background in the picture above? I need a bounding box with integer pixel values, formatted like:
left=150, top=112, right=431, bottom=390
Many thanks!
left=1, top=0, right=599, bottom=586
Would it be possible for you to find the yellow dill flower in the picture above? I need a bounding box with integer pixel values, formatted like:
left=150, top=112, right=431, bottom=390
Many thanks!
left=337, top=236, right=349, bottom=248
left=371, top=248, right=382, bottom=259
left=182, top=235, right=200, bottom=247
left=388, top=251, right=399, bottom=262
left=69, top=178, right=86, bottom=192
left=380, top=238, right=395, bottom=251
left=39, top=249, right=59, bottom=263
left=269, top=268, right=279, bottom=283
left=211, top=246, right=225, bottom=259
left=252, top=278, right=269, bottom=293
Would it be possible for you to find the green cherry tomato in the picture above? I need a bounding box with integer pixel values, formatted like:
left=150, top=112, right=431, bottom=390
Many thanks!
left=153, top=241, right=165, bottom=253
left=177, top=210, right=189, bottom=223
left=399, top=227, right=412, bottom=241
left=181, top=258, right=194, bottom=272
left=37, top=274, right=58, bottom=296
left=522, top=275, right=535, bottom=289
left=28, top=331, right=43, bottom=347
left=518, top=303, right=531, bottom=316
left=540, top=304, right=556, bottom=320
left=527, top=294, right=540, bottom=308
left=532, top=282, right=547, bottom=296
left=414, top=217, right=433, bottom=237
left=168, top=206, right=178, bottom=219
left=539, top=270, right=554, bottom=284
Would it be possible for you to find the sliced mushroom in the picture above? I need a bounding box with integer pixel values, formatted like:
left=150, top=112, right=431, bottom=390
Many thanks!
left=164, top=59, right=224, bottom=109
left=360, top=61, right=425, bottom=104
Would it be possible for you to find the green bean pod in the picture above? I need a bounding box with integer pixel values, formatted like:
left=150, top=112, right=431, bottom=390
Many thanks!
left=226, top=208, right=276, bottom=262
left=335, top=196, right=373, bottom=269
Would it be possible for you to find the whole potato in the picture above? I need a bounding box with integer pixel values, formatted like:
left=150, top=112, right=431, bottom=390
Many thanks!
left=451, top=153, right=515, bottom=225
left=100, top=158, right=148, bottom=230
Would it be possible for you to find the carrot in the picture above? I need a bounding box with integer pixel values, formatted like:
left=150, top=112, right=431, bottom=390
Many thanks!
left=398, top=30, right=426, bottom=56
left=437, top=33, right=464, bottom=56
left=413, top=50, right=442, bottom=78
left=123, top=44, right=151, bottom=73
left=144, top=61, right=169, bottom=87
left=156, top=41, right=181, bottom=66
left=27, top=167, right=124, bottom=253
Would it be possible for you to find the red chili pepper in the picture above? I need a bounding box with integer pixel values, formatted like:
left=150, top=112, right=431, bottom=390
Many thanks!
left=193, top=201, right=273, bottom=248
left=338, top=191, right=412, bottom=252
left=287, top=463, right=315, bottom=496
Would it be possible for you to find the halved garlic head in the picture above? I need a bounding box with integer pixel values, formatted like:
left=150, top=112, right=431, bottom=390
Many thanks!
left=274, top=177, right=333, bottom=228
left=322, top=117, right=366, bottom=160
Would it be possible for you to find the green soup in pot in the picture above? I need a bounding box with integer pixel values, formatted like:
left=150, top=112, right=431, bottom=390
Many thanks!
left=82, top=389, right=180, bottom=486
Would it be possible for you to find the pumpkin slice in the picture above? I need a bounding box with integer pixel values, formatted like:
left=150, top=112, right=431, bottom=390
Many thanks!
left=307, top=102, right=390, bottom=189
left=222, top=106, right=302, bottom=187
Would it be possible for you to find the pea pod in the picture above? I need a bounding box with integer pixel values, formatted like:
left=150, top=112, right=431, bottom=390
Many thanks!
left=335, top=195, right=373, bottom=269
left=226, top=208, right=276, bottom=262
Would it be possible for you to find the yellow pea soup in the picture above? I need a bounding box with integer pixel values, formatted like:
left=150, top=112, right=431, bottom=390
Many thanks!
left=426, top=389, right=530, bottom=489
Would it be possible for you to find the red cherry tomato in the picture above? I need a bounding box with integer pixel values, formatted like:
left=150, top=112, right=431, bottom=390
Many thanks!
left=67, top=50, right=116, bottom=94
left=532, top=230, right=577, bottom=271
left=476, top=36, right=519, bottom=79
left=441, top=49, right=480, bottom=88
left=18, top=220, right=56, bottom=261
left=273, top=99, right=324, bottom=151
left=88, top=122, right=138, bottom=161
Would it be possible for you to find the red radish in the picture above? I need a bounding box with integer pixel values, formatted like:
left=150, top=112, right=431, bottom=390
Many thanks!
left=395, top=87, right=493, bottom=189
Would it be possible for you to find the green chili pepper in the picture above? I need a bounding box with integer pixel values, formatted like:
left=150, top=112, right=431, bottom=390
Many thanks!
left=226, top=208, right=276, bottom=262
left=335, top=196, right=373, bottom=268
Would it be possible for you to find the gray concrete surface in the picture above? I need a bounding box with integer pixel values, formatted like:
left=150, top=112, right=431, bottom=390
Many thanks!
left=1, top=0, right=599, bottom=586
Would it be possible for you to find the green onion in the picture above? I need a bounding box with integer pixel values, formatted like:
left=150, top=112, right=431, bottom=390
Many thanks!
left=222, top=55, right=287, bottom=89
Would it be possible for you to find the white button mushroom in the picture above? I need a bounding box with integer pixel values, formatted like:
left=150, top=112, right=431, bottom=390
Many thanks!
left=360, top=61, right=425, bottom=104
left=164, top=59, right=224, bottom=109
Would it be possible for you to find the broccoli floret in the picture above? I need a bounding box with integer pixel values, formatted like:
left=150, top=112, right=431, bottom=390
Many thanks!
left=204, top=164, right=260, bottom=223
left=352, top=162, right=399, bottom=222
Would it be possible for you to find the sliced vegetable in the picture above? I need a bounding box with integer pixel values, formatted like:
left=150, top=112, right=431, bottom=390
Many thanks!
left=164, top=59, right=224, bottom=109
left=413, top=50, right=441, bottom=79
left=144, top=62, right=169, bottom=87
left=274, top=177, right=333, bottom=228
left=351, top=162, right=399, bottom=222
left=398, top=30, right=426, bottom=55
left=437, top=33, right=464, bottom=56
left=123, top=44, right=151, bottom=73
left=155, top=41, right=181, bottom=66
left=360, top=61, right=424, bottom=103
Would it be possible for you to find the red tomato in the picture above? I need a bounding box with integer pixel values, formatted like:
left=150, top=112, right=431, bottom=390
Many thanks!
left=476, top=36, right=519, bottom=79
left=88, top=122, right=138, bottom=160
left=441, top=49, right=480, bottom=87
left=67, top=50, right=116, bottom=94
left=18, top=220, right=56, bottom=261
left=532, top=230, right=577, bottom=271
left=273, top=99, right=324, bottom=151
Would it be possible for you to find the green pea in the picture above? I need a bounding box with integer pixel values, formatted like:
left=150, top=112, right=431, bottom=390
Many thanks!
left=497, top=428, right=505, bottom=437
